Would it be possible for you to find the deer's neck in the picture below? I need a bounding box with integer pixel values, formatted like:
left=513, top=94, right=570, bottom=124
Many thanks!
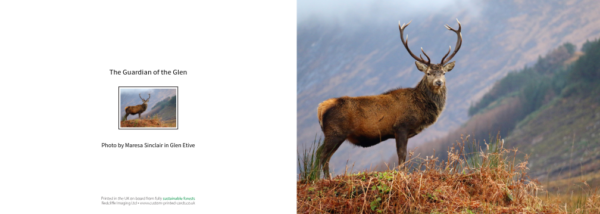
left=141, top=103, right=148, bottom=110
left=415, top=77, right=446, bottom=114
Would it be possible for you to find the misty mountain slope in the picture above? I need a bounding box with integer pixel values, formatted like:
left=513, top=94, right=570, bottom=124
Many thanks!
left=502, top=38, right=600, bottom=183
left=297, top=0, right=600, bottom=175
left=145, top=95, right=177, bottom=121
left=505, top=96, right=600, bottom=182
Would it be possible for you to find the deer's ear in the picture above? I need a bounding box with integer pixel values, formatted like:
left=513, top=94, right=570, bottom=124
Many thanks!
left=415, top=61, right=428, bottom=72
left=443, top=61, right=455, bottom=72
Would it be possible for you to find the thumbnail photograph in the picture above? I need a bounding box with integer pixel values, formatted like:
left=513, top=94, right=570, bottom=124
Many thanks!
left=119, top=86, right=178, bottom=130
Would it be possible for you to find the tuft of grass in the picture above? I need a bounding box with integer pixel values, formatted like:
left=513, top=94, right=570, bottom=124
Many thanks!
left=298, top=136, right=322, bottom=183
left=464, top=134, right=507, bottom=171
left=297, top=135, right=580, bottom=213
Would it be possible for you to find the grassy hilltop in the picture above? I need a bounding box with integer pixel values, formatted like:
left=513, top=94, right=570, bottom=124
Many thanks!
left=298, top=136, right=599, bottom=213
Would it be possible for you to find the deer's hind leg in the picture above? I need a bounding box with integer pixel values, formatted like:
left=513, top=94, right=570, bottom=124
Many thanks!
left=318, top=134, right=345, bottom=179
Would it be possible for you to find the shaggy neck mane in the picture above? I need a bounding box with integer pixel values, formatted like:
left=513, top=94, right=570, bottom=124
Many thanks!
left=415, top=75, right=446, bottom=112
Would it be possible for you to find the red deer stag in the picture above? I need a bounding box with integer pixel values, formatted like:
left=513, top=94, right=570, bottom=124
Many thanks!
left=122, top=93, right=151, bottom=121
left=317, top=20, right=462, bottom=177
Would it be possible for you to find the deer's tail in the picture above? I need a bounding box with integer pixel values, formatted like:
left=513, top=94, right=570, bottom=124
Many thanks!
left=317, top=98, right=337, bottom=129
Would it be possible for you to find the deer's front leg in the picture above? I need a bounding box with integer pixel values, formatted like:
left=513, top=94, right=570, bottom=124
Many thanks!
left=395, top=129, right=408, bottom=168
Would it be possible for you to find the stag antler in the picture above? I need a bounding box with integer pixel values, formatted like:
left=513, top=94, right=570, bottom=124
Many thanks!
left=440, top=19, right=463, bottom=65
left=139, top=93, right=151, bottom=101
left=399, top=21, right=431, bottom=65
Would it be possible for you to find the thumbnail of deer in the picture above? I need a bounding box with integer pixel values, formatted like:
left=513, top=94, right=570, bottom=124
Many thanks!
left=317, top=20, right=463, bottom=178
left=122, top=93, right=151, bottom=121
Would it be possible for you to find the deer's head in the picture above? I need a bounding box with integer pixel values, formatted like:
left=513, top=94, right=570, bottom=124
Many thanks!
left=139, top=93, right=150, bottom=105
left=399, top=19, right=462, bottom=93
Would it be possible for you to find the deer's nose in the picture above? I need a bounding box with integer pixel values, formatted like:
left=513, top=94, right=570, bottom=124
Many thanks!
left=435, top=81, right=443, bottom=86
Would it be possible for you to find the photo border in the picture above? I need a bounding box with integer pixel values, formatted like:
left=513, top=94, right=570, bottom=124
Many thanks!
left=118, top=86, right=179, bottom=130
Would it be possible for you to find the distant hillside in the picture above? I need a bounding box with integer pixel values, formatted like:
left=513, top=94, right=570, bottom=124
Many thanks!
left=398, top=38, right=600, bottom=187
left=298, top=0, right=600, bottom=175
left=505, top=38, right=600, bottom=184
left=506, top=96, right=600, bottom=185
left=145, top=95, right=177, bottom=121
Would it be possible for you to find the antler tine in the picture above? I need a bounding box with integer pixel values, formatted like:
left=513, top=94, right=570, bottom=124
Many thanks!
left=441, top=19, right=463, bottom=65
left=440, top=46, right=451, bottom=64
left=399, top=20, right=430, bottom=65
left=421, top=47, right=431, bottom=65
left=147, top=93, right=151, bottom=100
left=139, top=93, right=143, bottom=100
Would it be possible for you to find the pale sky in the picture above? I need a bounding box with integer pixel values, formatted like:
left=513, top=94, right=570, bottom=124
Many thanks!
left=297, top=0, right=481, bottom=23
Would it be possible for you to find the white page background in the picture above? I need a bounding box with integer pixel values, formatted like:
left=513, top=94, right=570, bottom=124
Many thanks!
left=0, top=1, right=295, bottom=213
